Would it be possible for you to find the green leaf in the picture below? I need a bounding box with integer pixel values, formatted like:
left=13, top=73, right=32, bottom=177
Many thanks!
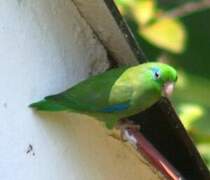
left=115, top=0, right=135, bottom=6
left=178, top=103, right=205, bottom=130
left=115, top=0, right=136, bottom=15
left=133, top=0, right=156, bottom=25
left=197, top=143, right=210, bottom=170
left=140, top=18, right=186, bottom=53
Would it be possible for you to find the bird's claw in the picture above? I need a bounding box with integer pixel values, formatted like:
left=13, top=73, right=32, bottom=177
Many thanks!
left=110, top=119, right=141, bottom=141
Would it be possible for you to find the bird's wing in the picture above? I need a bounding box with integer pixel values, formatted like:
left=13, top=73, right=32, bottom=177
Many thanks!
left=43, top=66, right=134, bottom=113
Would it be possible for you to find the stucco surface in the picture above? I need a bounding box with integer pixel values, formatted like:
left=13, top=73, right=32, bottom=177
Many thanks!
left=0, top=1, right=163, bottom=180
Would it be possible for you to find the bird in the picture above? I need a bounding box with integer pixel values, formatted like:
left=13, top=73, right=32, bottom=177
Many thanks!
left=30, top=62, right=177, bottom=129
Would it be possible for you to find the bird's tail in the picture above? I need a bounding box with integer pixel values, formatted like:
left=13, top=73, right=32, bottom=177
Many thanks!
left=29, top=99, right=67, bottom=111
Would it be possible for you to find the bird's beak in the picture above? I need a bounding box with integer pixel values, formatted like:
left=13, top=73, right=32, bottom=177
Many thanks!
left=162, top=82, right=174, bottom=97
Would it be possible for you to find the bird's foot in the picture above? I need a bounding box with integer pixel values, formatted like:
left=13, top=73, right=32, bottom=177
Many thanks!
left=110, top=119, right=141, bottom=141
left=118, top=119, right=141, bottom=141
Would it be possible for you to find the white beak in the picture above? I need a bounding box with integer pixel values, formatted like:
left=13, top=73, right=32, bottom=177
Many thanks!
left=162, top=82, right=174, bottom=97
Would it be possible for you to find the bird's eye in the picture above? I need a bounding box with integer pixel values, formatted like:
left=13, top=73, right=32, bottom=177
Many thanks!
left=151, top=67, right=161, bottom=80
left=154, top=71, right=160, bottom=79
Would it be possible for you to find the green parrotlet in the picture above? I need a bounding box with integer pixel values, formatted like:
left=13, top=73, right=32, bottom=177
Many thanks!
left=30, top=62, right=177, bottom=129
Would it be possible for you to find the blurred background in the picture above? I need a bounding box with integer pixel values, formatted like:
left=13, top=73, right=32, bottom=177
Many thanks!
left=115, top=0, right=210, bottom=169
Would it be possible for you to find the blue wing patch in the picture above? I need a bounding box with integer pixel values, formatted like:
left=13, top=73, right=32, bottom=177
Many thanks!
left=100, top=103, right=129, bottom=113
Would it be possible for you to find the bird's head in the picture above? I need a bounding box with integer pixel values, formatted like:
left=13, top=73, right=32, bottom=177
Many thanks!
left=144, top=62, right=178, bottom=97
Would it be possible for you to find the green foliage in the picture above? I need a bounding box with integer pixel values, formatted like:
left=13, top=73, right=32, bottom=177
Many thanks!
left=133, top=0, right=156, bottom=25
left=115, top=0, right=210, bottom=169
left=116, top=0, right=186, bottom=53
left=140, top=18, right=186, bottom=53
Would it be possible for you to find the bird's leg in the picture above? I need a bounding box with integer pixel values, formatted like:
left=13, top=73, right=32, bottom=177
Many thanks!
left=110, top=118, right=141, bottom=141
left=116, top=118, right=141, bottom=130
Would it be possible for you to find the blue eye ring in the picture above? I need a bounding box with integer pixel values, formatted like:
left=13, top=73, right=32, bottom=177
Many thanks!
left=151, top=67, right=161, bottom=80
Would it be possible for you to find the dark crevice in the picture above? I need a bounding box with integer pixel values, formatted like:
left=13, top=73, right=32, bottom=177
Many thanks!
left=130, top=98, right=210, bottom=180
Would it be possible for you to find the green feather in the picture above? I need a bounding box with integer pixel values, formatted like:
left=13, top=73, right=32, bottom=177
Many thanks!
left=29, top=100, right=67, bottom=111
left=30, top=62, right=177, bottom=128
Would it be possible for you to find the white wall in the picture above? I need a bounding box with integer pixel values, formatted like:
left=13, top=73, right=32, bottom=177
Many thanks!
left=0, top=1, right=162, bottom=180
